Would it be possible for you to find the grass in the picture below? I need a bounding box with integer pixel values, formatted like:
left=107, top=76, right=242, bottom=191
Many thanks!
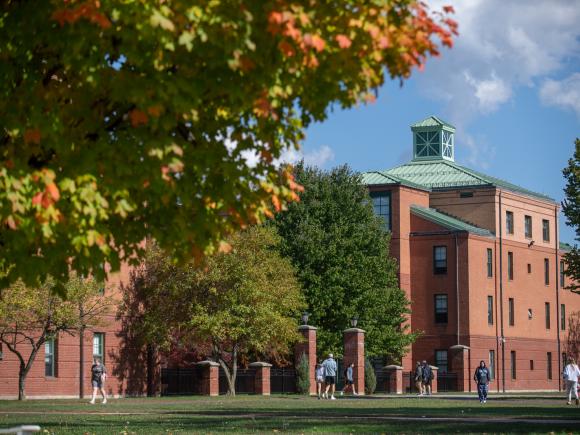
left=1, top=394, right=579, bottom=434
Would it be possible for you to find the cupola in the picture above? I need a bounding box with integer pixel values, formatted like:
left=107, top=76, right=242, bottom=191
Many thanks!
left=411, top=116, right=455, bottom=162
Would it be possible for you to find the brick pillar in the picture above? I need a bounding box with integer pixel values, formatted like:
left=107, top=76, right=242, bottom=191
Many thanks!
left=250, top=362, right=272, bottom=395
left=429, top=366, right=438, bottom=394
left=343, top=328, right=365, bottom=395
left=384, top=365, right=403, bottom=394
left=196, top=360, right=219, bottom=396
left=294, top=325, right=317, bottom=395
left=450, top=345, right=471, bottom=393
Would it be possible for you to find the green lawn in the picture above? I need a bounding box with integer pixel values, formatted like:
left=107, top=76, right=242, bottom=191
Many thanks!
left=1, top=394, right=579, bottom=434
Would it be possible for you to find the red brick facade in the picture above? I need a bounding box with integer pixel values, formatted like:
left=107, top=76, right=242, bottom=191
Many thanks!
left=374, top=183, right=579, bottom=392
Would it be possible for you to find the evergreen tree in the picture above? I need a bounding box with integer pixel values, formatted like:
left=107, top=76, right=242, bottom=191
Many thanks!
left=273, top=163, right=416, bottom=360
left=562, top=139, right=580, bottom=291
left=296, top=353, right=311, bottom=395
left=364, top=358, right=377, bottom=395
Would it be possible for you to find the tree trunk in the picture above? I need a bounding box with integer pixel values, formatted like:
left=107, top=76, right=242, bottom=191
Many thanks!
left=18, top=364, right=27, bottom=401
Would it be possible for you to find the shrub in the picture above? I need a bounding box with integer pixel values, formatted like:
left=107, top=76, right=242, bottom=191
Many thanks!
left=365, top=358, right=377, bottom=395
left=296, top=353, right=310, bottom=394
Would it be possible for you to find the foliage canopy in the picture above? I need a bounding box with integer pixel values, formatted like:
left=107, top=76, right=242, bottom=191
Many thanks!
left=562, top=139, right=580, bottom=291
left=273, top=163, right=417, bottom=360
left=0, top=1, right=456, bottom=291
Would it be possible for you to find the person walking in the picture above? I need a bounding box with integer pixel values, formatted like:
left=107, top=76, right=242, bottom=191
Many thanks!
left=473, top=360, right=491, bottom=404
left=421, top=360, right=432, bottom=396
left=322, top=353, right=338, bottom=400
left=315, top=362, right=325, bottom=399
left=562, top=358, right=580, bottom=405
left=340, top=363, right=358, bottom=396
left=89, top=357, right=108, bottom=404
left=414, top=361, right=424, bottom=396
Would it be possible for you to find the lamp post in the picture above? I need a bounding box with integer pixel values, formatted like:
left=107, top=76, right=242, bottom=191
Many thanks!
left=350, top=316, right=358, bottom=328
left=301, top=312, right=310, bottom=326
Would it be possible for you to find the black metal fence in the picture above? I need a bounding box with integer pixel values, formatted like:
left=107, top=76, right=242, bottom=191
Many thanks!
left=219, top=368, right=255, bottom=394
left=161, top=368, right=199, bottom=396
left=437, top=372, right=458, bottom=392
left=270, top=368, right=297, bottom=394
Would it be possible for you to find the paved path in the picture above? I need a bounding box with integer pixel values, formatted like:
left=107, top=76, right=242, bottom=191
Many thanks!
left=3, top=410, right=579, bottom=425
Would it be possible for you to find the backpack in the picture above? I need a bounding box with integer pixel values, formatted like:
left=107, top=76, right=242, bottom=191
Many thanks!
left=423, top=365, right=432, bottom=381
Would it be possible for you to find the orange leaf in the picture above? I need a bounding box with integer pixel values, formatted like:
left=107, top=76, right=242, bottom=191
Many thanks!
left=272, top=194, right=281, bottom=212
left=335, top=34, right=352, bottom=49
left=218, top=241, right=233, bottom=254
left=304, top=34, right=326, bottom=52
left=24, top=129, right=41, bottom=145
left=147, top=105, right=163, bottom=117
left=279, top=40, right=295, bottom=57
left=443, top=5, right=455, bottom=14
left=32, top=192, right=43, bottom=206
left=46, top=182, right=60, bottom=202
left=5, top=215, right=17, bottom=230
left=129, top=109, right=149, bottom=127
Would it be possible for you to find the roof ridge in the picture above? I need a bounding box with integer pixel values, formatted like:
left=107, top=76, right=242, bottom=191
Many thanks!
left=428, top=206, right=482, bottom=229
left=444, top=161, right=490, bottom=185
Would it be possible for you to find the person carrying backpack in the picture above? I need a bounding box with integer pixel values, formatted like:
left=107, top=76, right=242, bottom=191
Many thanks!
left=414, top=361, right=424, bottom=396
left=421, top=360, right=432, bottom=395
left=340, top=363, right=358, bottom=396
left=473, top=360, right=491, bottom=404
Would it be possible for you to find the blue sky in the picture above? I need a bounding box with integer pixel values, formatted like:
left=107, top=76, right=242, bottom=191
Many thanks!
left=297, top=0, right=580, bottom=244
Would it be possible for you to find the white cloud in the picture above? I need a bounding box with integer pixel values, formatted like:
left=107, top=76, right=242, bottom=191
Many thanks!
left=416, top=0, right=580, bottom=165
left=539, top=73, right=580, bottom=118
left=279, top=144, right=335, bottom=168
left=464, top=71, right=512, bottom=113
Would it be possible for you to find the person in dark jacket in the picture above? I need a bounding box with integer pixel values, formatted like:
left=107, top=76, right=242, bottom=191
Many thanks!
left=414, top=361, right=424, bottom=396
left=421, top=360, right=432, bottom=395
left=473, top=360, right=491, bottom=403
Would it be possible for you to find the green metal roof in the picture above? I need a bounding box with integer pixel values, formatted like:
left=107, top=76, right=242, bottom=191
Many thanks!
left=411, top=115, right=455, bottom=130
left=360, top=171, right=430, bottom=192
left=560, top=242, right=574, bottom=252
left=410, top=205, right=494, bottom=237
left=369, top=160, right=555, bottom=202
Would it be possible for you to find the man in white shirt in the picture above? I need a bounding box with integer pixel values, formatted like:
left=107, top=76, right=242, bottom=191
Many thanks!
left=562, top=358, right=580, bottom=405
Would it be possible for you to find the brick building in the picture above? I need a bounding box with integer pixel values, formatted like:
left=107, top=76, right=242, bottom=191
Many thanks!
left=362, top=116, right=578, bottom=391
left=0, top=263, right=151, bottom=399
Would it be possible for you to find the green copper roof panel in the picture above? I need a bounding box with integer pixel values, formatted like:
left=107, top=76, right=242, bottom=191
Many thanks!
left=410, top=205, right=494, bottom=237
left=381, top=160, right=554, bottom=202
left=411, top=115, right=455, bottom=130
left=361, top=171, right=430, bottom=191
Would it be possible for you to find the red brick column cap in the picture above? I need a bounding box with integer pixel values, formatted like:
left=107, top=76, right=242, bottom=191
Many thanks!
left=449, top=345, right=470, bottom=351
left=383, top=365, right=404, bottom=370
left=298, top=325, right=317, bottom=331
left=196, top=360, right=220, bottom=367
left=343, top=328, right=365, bottom=333
left=249, top=362, right=273, bottom=368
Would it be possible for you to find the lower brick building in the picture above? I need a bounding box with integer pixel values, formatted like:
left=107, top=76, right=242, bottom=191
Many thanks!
left=363, top=115, right=579, bottom=391
left=0, top=263, right=151, bottom=399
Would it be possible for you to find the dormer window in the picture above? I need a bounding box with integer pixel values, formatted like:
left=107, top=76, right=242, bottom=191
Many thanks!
left=411, top=116, right=455, bottom=162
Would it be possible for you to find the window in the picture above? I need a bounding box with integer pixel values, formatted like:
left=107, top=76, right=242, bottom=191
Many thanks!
left=435, top=350, right=448, bottom=374
left=508, top=298, right=515, bottom=326
left=507, top=252, right=514, bottom=280
left=370, top=192, right=391, bottom=230
left=0, top=343, right=3, bottom=360
left=487, top=248, right=493, bottom=278
left=525, top=215, right=532, bottom=239
left=487, top=296, right=494, bottom=325
left=544, top=259, right=549, bottom=285
left=530, top=360, right=534, bottom=370
left=527, top=263, right=532, bottom=274
left=511, top=351, right=517, bottom=380
left=489, top=350, right=496, bottom=380
left=560, top=260, right=565, bottom=288
left=542, top=219, right=550, bottom=242
left=434, top=294, right=448, bottom=324
left=506, top=211, right=514, bottom=235
left=433, top=246, right=447, bottom=274
left=45, top=339, right=56, bottom=377
left=545, top=302, right=551, bottom=330
left=561, top=304, right=566, bottom=331
left=460, top=191, right=473, bottom=198
left=528, top=308, right=533, bottom=320
left=547, top=352, right=553, bottom=380
left=93, top=333, right=105, bottom=362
